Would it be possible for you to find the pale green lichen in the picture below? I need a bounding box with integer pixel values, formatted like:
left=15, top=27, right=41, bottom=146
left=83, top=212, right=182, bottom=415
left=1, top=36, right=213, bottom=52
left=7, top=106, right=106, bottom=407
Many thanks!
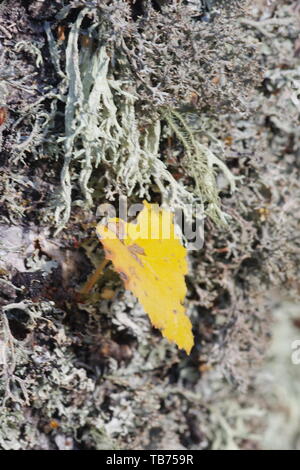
left=43, top=4, right=235, bottom=233
left=164, top=108, right=236, bottom=225
left=14, top=41, right=43, bottom=68
left=0, top=299, right=113, bottom=450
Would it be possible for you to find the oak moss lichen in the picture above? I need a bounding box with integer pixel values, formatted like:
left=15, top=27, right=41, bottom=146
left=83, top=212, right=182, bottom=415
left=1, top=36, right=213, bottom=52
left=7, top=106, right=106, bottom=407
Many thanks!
left=42, top=0, right=257, bottom=231
left=1, top=0, right=300, bottom=450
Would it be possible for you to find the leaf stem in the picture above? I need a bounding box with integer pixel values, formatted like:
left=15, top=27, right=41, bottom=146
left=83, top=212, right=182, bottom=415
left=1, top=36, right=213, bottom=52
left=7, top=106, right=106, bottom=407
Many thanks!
left=80, top=259, right=110, bottom=295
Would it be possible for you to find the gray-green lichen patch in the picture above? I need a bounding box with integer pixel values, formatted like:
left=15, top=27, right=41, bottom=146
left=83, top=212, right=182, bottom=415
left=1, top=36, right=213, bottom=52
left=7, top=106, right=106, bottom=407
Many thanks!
left=1, top=0, right=300, bottom=451
left=41, top=1, right=257, bottom=232
left=0, top=299, right=115, bottom=450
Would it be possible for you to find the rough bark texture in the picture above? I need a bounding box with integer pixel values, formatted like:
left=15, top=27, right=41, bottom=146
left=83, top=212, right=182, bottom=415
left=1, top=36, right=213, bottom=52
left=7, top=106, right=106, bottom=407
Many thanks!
left=0, top=0, right=300, bottom=450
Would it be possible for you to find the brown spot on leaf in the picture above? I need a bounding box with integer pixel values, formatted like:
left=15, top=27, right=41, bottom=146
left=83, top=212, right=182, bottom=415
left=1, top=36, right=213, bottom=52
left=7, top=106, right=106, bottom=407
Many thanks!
left=128, top=244, right=145, bottom=266
left=104, top=248, right=112, bottom=257
left=129, top=243, right=146, bottom=255
left=119, top=271, right=128, bottom=282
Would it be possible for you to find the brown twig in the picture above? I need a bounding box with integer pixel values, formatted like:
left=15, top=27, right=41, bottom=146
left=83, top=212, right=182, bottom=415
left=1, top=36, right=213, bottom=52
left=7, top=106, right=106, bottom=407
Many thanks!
left=79, top=259, right=110, bottom=295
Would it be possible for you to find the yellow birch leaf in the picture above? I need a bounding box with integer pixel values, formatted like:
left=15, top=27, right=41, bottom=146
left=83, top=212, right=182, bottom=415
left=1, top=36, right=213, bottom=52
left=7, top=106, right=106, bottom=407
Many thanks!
left=96, top=201, right=194, bottom=354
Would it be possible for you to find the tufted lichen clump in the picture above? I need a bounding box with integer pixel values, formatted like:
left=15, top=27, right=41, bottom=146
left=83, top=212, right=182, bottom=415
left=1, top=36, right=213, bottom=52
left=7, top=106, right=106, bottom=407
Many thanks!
left=1, top=0, right=300, bottom=452
left=42, top=1, right=257, bottom=231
